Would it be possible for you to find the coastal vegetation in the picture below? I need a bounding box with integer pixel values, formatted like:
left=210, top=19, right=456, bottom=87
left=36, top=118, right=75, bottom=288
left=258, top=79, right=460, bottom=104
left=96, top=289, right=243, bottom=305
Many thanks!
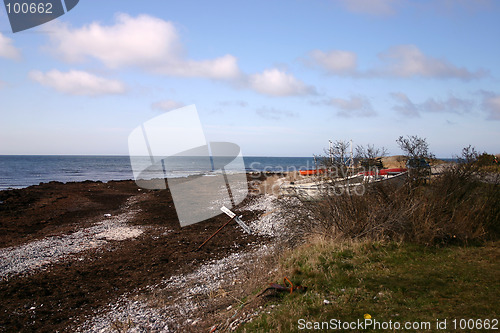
left=288, top=156, right=499, bottom=245
left=236, top=139, right=500, bottom=332
left=238, top=240, right=500, bottom=332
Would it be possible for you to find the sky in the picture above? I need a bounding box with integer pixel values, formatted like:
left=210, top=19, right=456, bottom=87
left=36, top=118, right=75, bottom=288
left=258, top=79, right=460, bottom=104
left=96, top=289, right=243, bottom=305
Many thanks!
left=0, top=0, right=499, bottom=158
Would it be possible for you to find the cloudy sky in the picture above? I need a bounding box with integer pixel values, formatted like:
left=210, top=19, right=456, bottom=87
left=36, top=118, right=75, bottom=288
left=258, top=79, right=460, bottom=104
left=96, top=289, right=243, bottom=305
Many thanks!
left=0, top=0, right=499, bottom=157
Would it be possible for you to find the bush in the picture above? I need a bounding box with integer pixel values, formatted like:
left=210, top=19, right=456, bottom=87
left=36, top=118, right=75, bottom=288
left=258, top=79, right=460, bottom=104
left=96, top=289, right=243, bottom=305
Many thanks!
left=285, top=163, right=500, bottom=246
left=476, top=153, right=496, bottom=167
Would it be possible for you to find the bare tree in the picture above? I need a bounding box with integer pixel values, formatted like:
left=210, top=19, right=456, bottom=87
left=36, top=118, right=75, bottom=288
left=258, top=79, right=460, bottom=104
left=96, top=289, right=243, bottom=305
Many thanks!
left=396, top=135, right=434, bottom=184
left=317, top=139, right=351, bottom=178
left=458, top=145, right=479, bottom=164
left=396, top=135, right=435, bottom=161
left=355, top=144, right=388, bottom=169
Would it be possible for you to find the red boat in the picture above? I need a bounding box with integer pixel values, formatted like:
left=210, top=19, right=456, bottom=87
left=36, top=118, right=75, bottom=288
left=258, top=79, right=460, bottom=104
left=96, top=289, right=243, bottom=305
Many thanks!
left=358, top=168, right=407, bottom=176
left=299, top=169, right=325, bottom=176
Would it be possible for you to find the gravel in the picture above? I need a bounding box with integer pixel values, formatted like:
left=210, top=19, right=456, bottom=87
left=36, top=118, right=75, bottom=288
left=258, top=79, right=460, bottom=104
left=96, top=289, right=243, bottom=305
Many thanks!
left=76, top=193, right=289, bottom=333
left=242, top=194, right=299, bottom=238
left=76, top=243, right=275, bottom=333
left=0, top=199, right=143, bottom=280
left=2, top=189, right=291, bottom=332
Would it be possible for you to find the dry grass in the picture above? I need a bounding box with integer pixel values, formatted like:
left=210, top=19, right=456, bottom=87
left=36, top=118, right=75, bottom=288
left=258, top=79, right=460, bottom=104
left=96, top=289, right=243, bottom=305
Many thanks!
left=380, top=155, right=406, bottom=168
left=283, top=162, right=499, bottom=246
left=237, top=239, right=500, bottom=332
left=381, top=155, right=447, bottom=169
left=233, top=158, right=500, bottom=332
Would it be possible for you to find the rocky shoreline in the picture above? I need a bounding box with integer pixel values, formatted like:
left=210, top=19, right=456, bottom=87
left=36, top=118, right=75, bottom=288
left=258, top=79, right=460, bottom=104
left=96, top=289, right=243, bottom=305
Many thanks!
left=0, top=177, right=285, bottom=332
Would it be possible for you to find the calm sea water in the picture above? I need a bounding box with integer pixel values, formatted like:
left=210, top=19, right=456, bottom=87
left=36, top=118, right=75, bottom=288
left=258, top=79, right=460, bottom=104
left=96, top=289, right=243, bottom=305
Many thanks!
left=0, top=155, right=316, bottom=190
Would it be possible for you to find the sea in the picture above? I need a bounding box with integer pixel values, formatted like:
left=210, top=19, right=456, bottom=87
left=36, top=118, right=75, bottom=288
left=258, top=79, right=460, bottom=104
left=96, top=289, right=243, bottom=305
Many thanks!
left=0, top=155, right=317, bottom=191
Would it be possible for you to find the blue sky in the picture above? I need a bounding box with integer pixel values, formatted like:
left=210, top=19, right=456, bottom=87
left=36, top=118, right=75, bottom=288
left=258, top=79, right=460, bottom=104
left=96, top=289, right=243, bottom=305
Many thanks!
left=0, top=0, right=499, bottom=157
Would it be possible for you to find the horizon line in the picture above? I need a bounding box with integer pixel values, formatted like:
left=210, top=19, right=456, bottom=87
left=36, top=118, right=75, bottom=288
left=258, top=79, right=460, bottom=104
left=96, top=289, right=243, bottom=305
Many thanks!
left=0, top=154, right=463, bottom=159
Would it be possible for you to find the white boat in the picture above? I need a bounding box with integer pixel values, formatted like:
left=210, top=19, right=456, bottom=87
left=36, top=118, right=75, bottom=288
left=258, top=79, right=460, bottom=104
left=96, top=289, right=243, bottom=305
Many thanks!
left=280, top=169, right=408, bottom=200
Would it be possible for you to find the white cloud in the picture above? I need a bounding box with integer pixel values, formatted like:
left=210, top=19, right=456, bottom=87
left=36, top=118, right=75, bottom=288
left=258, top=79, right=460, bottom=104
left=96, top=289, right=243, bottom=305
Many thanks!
left=391, top=93, right=474, bottom=117
left=0, top=33, right=21, bottom=60
left=45, top=14, right=322, bottom=96
left=420, top=96, right=473, bottom=114
left=157, top=55, right=240, bottom=80
left=379, top=45, right=486, bottom=80
left=306, top=45, right=486, bottom=80
left=47, top=13, right=241, bottom=80
left=424, top=0, right=493, bottom=16
left=480, top=91, right=500, bottom=120
left=29, top=70, right=126, bottom=96
left=248, top=69, right=316, bottom=97
left=151, top=99, right=185, bottom=112
left=485, top=96, right=500, bottom=120
left=218, top=100, right=248, bottom=107
left=328, top=95, right=377, bottom=117
left=391, top=93, right=420, bottom=117
left=307, top=49, right=357, bottom=75
left=48, top=14, right=179, bottom=67
left=256, top=107, right=297, bottom=120
left=45, top=14, right=321, bottom=97
left=334, top=0, right=402, bottom=16
left=334, top=0, right=492, bottom=17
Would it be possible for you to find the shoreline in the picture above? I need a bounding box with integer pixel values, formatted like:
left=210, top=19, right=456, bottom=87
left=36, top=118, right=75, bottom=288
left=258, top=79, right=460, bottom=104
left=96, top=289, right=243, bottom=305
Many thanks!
left=0, top=155, right=318, bottom=191
left=0, top=172, right=279, bottom=192
left=0, top=175, right=284, bottom=332
left=0, top=154, right=458, bottom=191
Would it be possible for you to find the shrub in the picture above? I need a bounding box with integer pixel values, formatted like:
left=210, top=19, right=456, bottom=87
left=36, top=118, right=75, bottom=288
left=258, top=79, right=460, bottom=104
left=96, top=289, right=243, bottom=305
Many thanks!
left=284, top=163, right=499, bottom=246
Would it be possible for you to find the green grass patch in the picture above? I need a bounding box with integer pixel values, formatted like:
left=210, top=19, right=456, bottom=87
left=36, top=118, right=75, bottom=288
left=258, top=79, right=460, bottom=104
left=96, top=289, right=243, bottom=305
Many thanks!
left=238, top=240, right=500, bottom=332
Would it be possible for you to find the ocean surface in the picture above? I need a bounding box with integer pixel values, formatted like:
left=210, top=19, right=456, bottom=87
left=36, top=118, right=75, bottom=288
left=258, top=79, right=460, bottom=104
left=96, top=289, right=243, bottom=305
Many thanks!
left=0, top=155, right=317, bottom=190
